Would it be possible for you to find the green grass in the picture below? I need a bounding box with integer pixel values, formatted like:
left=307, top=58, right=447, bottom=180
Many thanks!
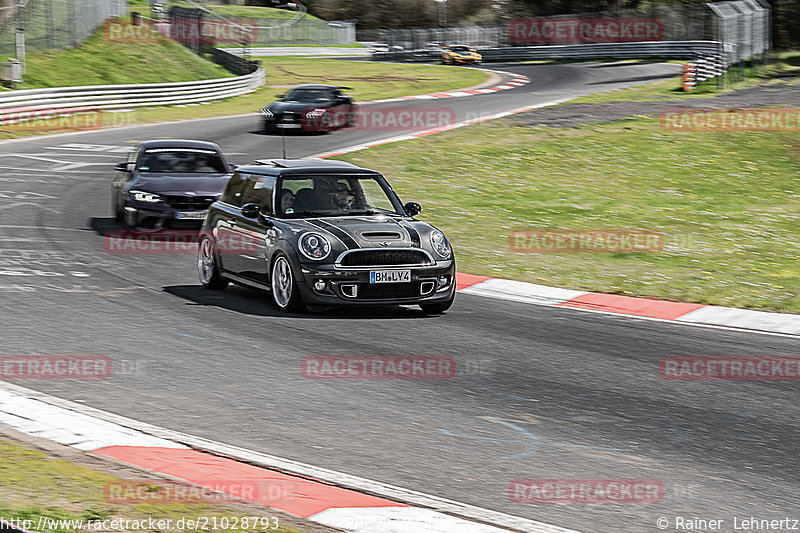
left=20, top=18, right=232, bottom=88
left=0, top=439, right=309, bottom=532
left=0, top=57, right=487, bottom=139
left=333, top=115, right=800, bottom=313
left=197, top=4, right=322, bottom=20
left=128, top=2, right=323, bottom=21
left=254, top=56, right=487, bottom=100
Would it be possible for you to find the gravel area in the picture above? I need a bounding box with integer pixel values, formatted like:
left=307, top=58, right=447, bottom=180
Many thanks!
left=511, top=79, right=800, bottom=128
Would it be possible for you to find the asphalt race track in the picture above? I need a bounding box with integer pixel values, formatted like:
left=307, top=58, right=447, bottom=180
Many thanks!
left=2, top=61, right=799, bottom=533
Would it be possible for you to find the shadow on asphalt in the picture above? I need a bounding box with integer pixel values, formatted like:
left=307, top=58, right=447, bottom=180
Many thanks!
left=163, top=284, right=437, bottom=320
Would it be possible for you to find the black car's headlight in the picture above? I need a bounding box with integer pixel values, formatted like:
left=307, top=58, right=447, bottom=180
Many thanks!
left=430, top=230, right=451, bottom=259
left=129, top=190, right=162, bottom=203
left=299, top=232, right=331, bottom=260
left=305, top=108, right=326, bottom=119
left=261, top=108, right=273, bottom=118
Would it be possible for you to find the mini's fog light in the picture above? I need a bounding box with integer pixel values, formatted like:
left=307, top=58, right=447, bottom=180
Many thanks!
left=437, top=275, right=450, bottom=288
left=314, top=279, right=327, bottom=291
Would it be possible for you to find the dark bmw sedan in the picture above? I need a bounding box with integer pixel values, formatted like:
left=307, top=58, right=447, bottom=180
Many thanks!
left=112, top=140, right=233, bottom=230
left=197, top=159, right=456, bottom=314
left=260, top=84, right=355, bottom=133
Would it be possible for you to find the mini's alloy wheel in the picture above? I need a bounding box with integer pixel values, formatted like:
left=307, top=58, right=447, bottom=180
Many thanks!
left=198, top=236, right=228, bottom=290
left=271, top=253, right=305, bottom=312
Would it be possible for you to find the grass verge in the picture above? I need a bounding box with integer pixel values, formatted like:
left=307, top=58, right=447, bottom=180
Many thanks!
left=333, top=114, right=800, bottom=313
left=0, top=437, right=311, bottom=533
left=0, top=57, right=488, bottom=140
left=19, top=19, right=232, bottom=89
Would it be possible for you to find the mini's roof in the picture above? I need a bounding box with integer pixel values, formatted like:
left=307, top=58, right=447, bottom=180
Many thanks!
left=242, top=158, right=378, bottom=175
left=288, top=84, right=352, bottom=91
left=138, top=139, right=221, bottom=150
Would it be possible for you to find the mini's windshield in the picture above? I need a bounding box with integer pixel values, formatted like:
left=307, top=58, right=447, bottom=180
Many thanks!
left=138, top=149, right=226, bottom=173
left=277, top=175, right=402, bottom=218
left=284, top=88, right=335, bottom=103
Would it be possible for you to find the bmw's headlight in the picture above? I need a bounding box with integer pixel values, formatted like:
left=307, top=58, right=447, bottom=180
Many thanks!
left=129, top=190, right=162, bottom=203
left=430, top=230, right=451, bottom=259
left=261, top=108, right=273, bottom=118
left=305, top=108, right=326, bottom=119
left=299, top=232, right=331, bottom=260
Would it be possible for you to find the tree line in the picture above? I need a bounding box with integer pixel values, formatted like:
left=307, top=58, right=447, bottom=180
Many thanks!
left=297, top=0, right=798, bottom=50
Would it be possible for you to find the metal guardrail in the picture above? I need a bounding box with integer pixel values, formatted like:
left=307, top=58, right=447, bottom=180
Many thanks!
left=372, top=41, right=724, bottom=63
left=0, top=66, right=265, bottom=119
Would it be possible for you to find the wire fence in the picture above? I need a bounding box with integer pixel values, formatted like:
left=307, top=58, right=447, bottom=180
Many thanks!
left=0, top=0, right=125, bottom=61
left=377, top=0, right=770, bottom=69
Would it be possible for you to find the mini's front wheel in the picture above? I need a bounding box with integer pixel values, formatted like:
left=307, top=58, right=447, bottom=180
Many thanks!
left=198, top=236, right=228, bottom=290
left=270, top=253, right=305, bottom=312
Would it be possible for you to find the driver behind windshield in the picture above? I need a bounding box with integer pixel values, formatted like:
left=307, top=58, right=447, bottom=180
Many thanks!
left=327, top=183, right=354, bottom=210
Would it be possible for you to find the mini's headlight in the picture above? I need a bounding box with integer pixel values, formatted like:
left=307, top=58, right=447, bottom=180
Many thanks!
left=129, top=190, right=162, bottom=203
left=430, top=230, right=451, bottom=259
left=261, top=108, right=273, bottom=118
left=299, top=232, right=331, bottom=260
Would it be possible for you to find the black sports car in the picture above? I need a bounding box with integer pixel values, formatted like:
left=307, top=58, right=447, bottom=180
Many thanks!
left=197, top=158, right=456, bottom=314
left=260, top=84, right=356, bottom=133
left=111, top=140, right=233, bottom=230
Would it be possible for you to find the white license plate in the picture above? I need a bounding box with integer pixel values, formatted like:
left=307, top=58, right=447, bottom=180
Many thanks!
left=370, top=270, right=411, bottom=284
left=277, top=123, right=302, bottom=129
left=176, top=211, right=208, bottom=220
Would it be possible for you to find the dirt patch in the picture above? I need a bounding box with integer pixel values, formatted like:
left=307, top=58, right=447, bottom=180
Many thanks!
left=510, top=80, right=800, bottom=128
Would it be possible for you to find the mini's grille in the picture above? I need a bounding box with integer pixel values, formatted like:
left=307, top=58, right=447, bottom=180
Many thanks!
left=339, top=250, right=430, bottom=267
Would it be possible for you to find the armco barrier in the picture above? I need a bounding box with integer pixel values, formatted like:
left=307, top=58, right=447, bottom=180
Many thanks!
left=372, top=41, right=724, bottom=63
left=0, top=66, right=265, bottom=120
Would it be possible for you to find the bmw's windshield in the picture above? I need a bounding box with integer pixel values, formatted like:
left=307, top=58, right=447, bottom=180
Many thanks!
left=284, top=89, right=334, bottom=103
left=137, top=148, right=226, bottom=174
left=277, top=175, right=404, bottom=218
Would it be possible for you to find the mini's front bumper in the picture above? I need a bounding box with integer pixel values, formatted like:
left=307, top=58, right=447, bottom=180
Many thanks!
left=296, top=260, right=456, bottom=306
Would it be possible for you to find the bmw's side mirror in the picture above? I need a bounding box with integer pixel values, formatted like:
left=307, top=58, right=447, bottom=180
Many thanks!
left=404, top=202, right=421, bottom=217
left=241, top=203, right=261, bottom=219
left=114, top=162, right=130, bottom=172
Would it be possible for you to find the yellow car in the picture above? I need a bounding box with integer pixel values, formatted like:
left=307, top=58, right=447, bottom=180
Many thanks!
left=441, top=45, right=482, bottom=65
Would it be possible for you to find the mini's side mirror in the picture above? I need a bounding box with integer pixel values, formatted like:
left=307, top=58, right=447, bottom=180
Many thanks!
left=404, top=202, right=421, bottom=217
left=114, top=162, right=130, bottom=172
left=241, top=203, right=261, bottom=219
left=276, top=93, right=285, bottom=98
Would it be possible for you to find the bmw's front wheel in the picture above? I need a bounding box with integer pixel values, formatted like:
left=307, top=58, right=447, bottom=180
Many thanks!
left=198, top=236, right=228, bottom=290
left=270, top=253, right=305, bottom=312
